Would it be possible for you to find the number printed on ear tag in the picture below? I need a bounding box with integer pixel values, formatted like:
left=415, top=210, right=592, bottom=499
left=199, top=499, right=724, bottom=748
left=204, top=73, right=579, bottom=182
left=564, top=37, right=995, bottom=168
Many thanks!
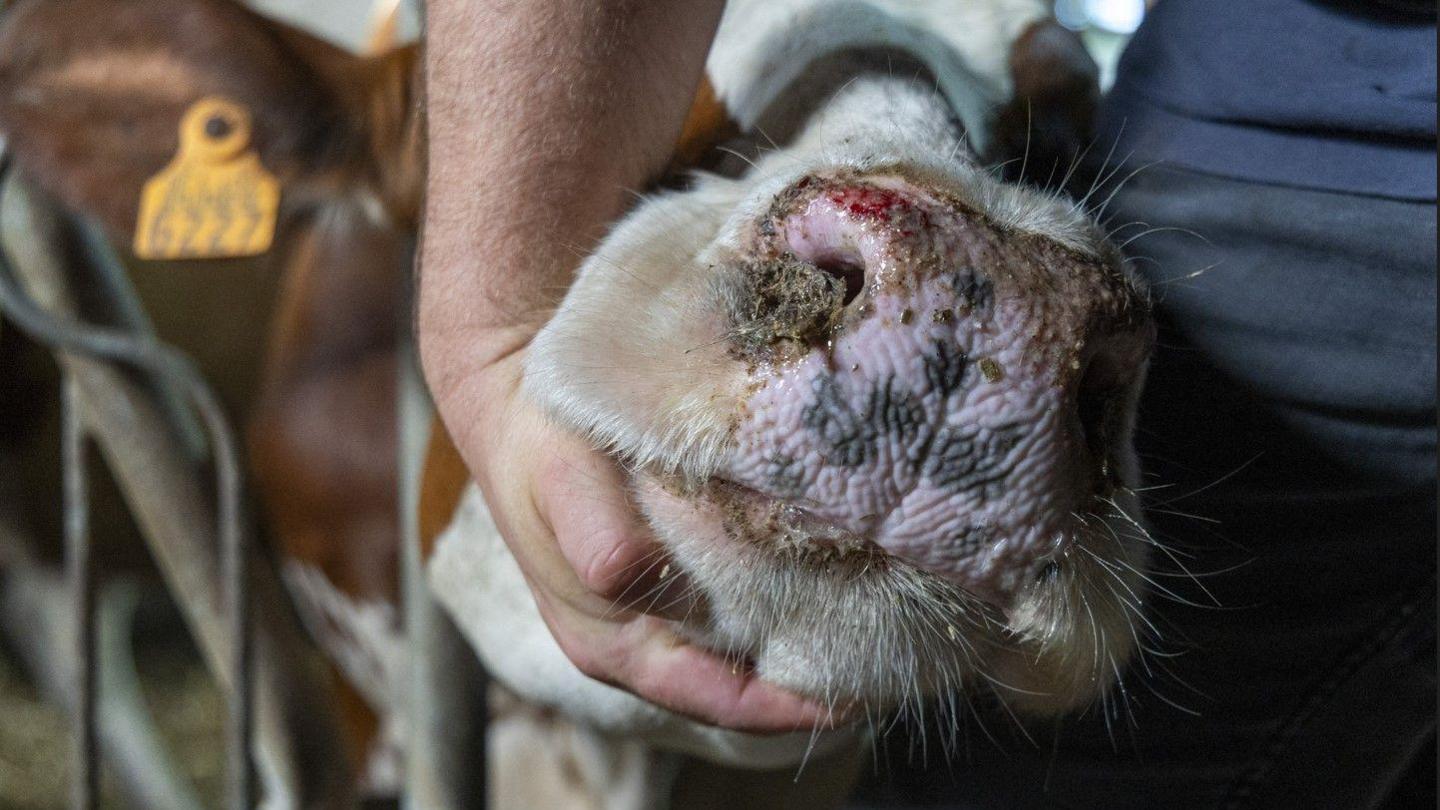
left=133, top=96, right=281, bottom=260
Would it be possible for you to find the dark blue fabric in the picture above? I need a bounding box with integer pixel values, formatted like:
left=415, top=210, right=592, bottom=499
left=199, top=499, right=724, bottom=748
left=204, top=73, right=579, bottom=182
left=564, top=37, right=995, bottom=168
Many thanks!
left=1098, top=0, right=1438, bottom=200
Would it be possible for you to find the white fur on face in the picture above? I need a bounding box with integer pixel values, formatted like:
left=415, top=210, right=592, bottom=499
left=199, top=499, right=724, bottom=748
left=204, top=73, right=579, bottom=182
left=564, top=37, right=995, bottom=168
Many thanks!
left=523, top=67, right=1153, bottom=720
left=706, top=0, right=1054, bottom=154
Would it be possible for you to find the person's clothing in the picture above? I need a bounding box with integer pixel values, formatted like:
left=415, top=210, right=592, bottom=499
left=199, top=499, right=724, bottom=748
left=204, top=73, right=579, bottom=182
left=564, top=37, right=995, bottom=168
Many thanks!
left=1100, top=0, right=1437, bottom=202
left=852, top=1, right=1437, bottom=805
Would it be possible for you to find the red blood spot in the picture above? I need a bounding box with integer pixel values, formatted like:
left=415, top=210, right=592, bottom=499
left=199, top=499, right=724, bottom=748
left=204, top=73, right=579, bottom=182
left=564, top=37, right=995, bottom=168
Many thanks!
left=828, top=187, right=910, bottom=220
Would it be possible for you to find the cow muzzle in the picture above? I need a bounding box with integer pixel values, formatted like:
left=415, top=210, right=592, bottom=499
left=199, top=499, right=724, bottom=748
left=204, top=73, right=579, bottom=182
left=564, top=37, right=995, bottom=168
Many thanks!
left=691, top=172, right=1153, bottom=607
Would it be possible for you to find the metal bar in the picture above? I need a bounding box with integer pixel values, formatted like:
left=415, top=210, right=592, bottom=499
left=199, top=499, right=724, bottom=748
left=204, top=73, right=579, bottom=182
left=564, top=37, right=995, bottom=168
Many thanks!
left=399, top=340, right=433, bottom=810
left=225, top=403, right=252, bottom=810
left=2, top=169, right=354, bottom=807
left=0, top=567, right=206, bottom=810
left=0, top=156, right=254, bottom=809
left=63, top=377, right=98, bottom=810
left=399, top=181, right=488, bottom=805
left=400, top=344, right=489, bottom=810
left=93, top=582, right=208, bottom=810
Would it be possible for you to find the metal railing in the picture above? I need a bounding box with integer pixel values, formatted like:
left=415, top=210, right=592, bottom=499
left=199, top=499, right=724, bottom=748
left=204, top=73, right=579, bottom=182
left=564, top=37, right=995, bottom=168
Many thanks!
left=0, top=153, right=253, bottom=809
left=0, top=148, right=487, bottom=809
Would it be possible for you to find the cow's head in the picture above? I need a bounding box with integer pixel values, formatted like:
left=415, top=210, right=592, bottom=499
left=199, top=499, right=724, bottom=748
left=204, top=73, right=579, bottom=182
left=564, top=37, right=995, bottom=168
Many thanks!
left=525, top=63, right=1153, bottom=716
left=0, top=0, right=420, bottom=238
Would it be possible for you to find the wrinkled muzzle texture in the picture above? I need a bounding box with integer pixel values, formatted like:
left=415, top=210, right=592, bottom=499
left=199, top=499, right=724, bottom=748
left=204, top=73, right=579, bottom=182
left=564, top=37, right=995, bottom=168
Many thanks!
left=527, top=161, right=1157, bottom=712
left=705, top=173, right=1152, bottom=603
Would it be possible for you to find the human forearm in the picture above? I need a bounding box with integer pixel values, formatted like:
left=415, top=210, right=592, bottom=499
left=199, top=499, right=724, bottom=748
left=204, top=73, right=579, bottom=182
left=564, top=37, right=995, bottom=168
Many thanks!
left=419, top=0, right=724, bottom=399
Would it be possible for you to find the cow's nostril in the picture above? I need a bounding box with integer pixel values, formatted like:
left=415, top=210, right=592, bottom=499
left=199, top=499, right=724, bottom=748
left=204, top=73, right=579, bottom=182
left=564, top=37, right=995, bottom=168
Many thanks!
left=814, top=256, right=866, bottom=307
left=780, top=185, right=883, bottom=309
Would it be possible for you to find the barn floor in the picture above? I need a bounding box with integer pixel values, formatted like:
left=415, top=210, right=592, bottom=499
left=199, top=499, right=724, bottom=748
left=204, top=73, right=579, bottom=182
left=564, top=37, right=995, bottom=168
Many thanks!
left=0, top=636, right=225, bottom=809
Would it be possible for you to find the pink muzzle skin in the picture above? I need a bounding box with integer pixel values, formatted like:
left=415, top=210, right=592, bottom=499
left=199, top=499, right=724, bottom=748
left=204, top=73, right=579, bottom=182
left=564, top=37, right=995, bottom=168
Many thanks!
left=705, top=173, right=1152, bottom=605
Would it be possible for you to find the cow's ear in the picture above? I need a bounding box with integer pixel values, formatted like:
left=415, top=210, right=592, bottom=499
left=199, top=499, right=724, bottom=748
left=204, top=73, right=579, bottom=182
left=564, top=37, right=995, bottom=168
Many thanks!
left=986, top=19, right=1100, bottom=192
left=0, top=0, right=418, bottom=240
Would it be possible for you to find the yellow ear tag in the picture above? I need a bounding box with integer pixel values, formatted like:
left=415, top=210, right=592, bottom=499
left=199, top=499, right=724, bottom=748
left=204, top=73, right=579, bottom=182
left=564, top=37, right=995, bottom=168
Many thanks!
left=133, top=97, right=280, bottom=259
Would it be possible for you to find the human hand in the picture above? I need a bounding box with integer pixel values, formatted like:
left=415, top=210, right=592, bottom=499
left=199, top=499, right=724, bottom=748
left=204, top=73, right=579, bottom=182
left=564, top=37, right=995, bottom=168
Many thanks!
left=422, top=336, right=841, bottom=734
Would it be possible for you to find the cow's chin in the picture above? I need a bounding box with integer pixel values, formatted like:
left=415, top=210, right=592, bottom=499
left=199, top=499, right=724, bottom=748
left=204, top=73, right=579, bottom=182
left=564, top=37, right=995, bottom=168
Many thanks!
left=629, top=461, right=1150, bottom=719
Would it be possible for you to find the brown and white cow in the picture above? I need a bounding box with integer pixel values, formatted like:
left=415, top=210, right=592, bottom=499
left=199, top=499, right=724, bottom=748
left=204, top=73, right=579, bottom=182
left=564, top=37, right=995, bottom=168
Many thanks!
left=0, top=0, right=420, bottom=798
left=0, top=0, right=1152, bottom=807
